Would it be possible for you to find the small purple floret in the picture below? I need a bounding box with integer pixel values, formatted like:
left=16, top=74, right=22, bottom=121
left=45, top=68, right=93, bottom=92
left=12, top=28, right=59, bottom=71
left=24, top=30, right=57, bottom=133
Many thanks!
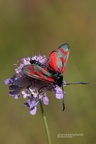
left=54, top=86, right=65, bottom=99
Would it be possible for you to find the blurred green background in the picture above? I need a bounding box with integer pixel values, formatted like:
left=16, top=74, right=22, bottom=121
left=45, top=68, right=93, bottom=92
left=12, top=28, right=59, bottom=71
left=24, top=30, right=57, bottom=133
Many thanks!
left=1, top=0, right=96, bottom=144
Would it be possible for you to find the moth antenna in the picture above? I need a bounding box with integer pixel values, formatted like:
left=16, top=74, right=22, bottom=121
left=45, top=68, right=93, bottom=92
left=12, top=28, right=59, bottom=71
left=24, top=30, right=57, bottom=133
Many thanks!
left=65, top=82, right=89, bottom=85
left=62, top=86, right=65, bottom=111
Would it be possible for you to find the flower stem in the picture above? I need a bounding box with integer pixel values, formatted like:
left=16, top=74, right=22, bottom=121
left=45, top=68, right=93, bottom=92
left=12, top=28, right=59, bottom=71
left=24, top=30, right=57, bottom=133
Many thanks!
left=40, top=100, right=52, bottom=144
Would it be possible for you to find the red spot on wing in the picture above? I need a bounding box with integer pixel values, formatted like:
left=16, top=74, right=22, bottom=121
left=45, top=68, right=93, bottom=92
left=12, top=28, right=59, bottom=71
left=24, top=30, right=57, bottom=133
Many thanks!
left=59, top=57, right=67, bottom=73
left=30, top=71, right=35, bottom=76
left=29, top=66, right=34, bottom=71
left=60, top=57, right=67, bottom=63
left=60, top=66, right=66, bottom=74
left=46, top=77, right=54, bottom=82
left=60, top=48, right=68, bottom=55
left=38, top=71, right=44, bottom=79
left=43, top=67, right=48, bottom=72
left=29, top=66, right=35, bottom=76
left=49, top=51, right=58, bottom=72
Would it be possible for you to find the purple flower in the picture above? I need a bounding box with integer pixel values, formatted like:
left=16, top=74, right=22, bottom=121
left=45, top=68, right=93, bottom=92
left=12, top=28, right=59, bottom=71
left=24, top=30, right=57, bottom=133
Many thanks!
left=4, top=55, right=66, bottom=115
left=54, top=86, right=66, bottom=99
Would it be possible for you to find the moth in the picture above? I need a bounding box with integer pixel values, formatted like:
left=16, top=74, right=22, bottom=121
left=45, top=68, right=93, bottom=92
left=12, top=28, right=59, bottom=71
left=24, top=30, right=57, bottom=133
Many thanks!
left=22, top=43, right=69, bottom=86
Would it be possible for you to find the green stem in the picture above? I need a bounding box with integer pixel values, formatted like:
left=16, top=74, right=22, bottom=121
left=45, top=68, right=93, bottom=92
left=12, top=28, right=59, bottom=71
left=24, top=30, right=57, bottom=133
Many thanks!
left=40, top=100, right=52, bottom=144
